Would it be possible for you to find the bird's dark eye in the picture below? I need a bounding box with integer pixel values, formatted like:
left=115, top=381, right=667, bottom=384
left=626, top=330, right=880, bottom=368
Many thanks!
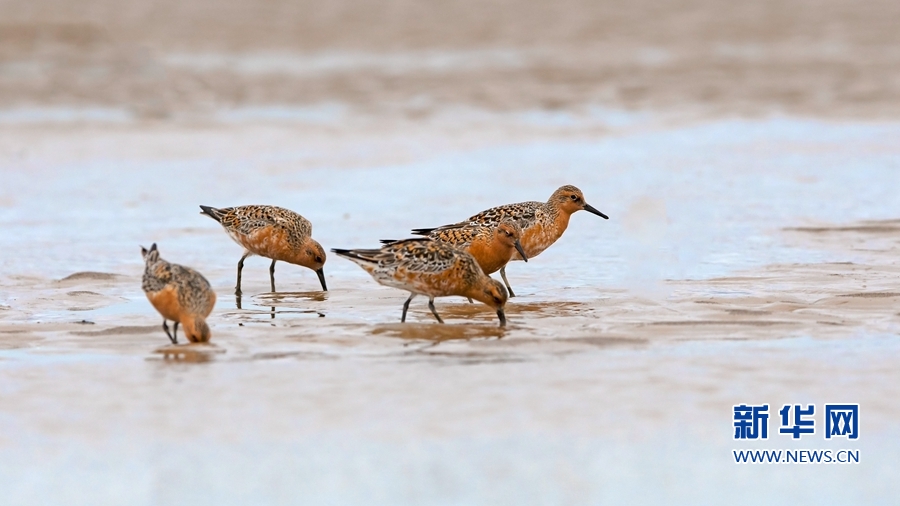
left=315, top=256, right=323, bottom=263
left=493, top=296, right=502, bottom=304
left=570, top=194, right=579, bottom=201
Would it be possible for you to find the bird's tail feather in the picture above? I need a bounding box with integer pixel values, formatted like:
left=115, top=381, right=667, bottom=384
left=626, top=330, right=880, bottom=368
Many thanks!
left=199, top=205, right=226, bottom=222
left=331, top=248, right=379, bottom=264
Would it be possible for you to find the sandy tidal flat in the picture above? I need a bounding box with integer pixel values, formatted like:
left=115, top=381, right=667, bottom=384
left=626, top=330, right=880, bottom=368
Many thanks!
left=0, top=111, right=898, bottom=504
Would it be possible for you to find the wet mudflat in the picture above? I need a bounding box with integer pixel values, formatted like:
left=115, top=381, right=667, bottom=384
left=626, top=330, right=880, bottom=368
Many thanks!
left=0, top=111, right=898, bottom=504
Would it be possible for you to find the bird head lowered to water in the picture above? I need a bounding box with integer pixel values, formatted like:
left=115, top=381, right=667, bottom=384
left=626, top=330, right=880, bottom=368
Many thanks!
left=301, top=239, right=328, bottom=291
left=467, top=277, right=509, bottom=327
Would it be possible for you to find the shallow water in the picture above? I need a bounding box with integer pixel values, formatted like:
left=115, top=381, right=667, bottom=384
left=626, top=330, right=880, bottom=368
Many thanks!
left=1, top=110, right=899, bottom=504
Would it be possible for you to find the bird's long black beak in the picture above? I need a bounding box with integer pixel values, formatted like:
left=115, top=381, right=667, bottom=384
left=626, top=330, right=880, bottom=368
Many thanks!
left=316, top=268, right=328, bottom=291
left=497, top=309, right=506, bottom=327
left=583, top=203, right=609, bottom=219
left=514, top=240, right=528, bottom=262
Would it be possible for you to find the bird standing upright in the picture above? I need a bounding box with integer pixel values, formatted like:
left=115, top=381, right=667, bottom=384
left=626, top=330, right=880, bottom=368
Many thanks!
left=411, top=185, right=608, bottom=296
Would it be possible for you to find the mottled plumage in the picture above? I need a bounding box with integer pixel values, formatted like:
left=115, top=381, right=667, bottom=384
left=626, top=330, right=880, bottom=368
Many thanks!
left=383, top=218, right=526, bottom=276
left=332, top=238, right=509, bottom=326
left=429, top=218, right=528, bottom=275
left=141, top=243, right=216, bottom=344
left=411, top=185, right=608, bottom=296
left=200, top=204, right=327, bottom=295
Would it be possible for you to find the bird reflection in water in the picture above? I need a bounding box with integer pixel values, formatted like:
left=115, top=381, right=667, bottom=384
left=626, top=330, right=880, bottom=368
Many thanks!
left=236, top=291, right=328, bottom=321
left=153, top=344, right=223, bottom=363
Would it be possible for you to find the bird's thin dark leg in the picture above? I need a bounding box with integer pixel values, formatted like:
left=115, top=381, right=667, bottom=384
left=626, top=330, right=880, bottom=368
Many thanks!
left=269, top=259, right=276, bottom=293
left=173, top=321, right=179, bottom=341
left=428, top=298, right=444, bottom=324
left=162, top=320, right=177, bottom=345
left=500, top=267, right=516, bottom=298
left=401, top=294, right=416, bottom=323
left=467, top=297, right=474, bottom=303
left=236, top=252, right=250, bottom=296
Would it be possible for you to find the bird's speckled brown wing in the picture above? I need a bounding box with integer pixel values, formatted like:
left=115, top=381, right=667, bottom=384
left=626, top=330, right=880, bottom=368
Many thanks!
left=336, top=238, right=459, bottom=273
left=333, top=238, right=484, bottom=296
left=426, top=224, right=485, bottom=248
left=412, top=201, right=543, bottom=236
left=466, top=201, right=542, bottom=227
left=171, top=264, right=216, bottom=316
left=142, top=257, right=215, bottom=318
left=223, top=205, right=311, bottom=236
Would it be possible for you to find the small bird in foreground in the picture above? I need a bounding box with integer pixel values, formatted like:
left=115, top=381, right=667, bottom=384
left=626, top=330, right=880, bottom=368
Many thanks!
left=199, top=205, right=327, bottom=295
left=332, top=238, right=509, bottom=326
left=141, top=243, right=216, bottom=344
left=412, top=185, right=607, bottom=296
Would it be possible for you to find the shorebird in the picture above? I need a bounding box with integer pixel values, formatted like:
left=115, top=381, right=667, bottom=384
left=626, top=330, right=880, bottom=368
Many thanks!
left=332, top=238, right=509, bottom=326
left=383, top=218, right=527, bottom=303
left=412, top=185, right=608, bottom=296
left=199, top=205, right=327, bottom=295
left=383, top=218, right=527, bottom=275
left=141, top=243, right=216, bottom=344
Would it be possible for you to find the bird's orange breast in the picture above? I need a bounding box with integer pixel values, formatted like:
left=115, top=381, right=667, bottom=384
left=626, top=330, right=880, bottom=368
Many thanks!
left=519, top=212, right=571, bottom=258
left=146, top=285, right=185, bottom=323
left=239, top=226, right=297, bottom=263
left=466, top=240, right=512, bottom=275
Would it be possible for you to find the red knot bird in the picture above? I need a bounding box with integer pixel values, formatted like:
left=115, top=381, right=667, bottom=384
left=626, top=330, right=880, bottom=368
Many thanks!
left=383, top=218, right=527, bottom=276
left=411, top=185, right=607, bottom=296
left=141, top=243, right=216, bottom=344
left=200, top=205, right=327, bottom=295
left=332, top=238, right=509, bottom=326
left=383, top=218, right=526, bottom=303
